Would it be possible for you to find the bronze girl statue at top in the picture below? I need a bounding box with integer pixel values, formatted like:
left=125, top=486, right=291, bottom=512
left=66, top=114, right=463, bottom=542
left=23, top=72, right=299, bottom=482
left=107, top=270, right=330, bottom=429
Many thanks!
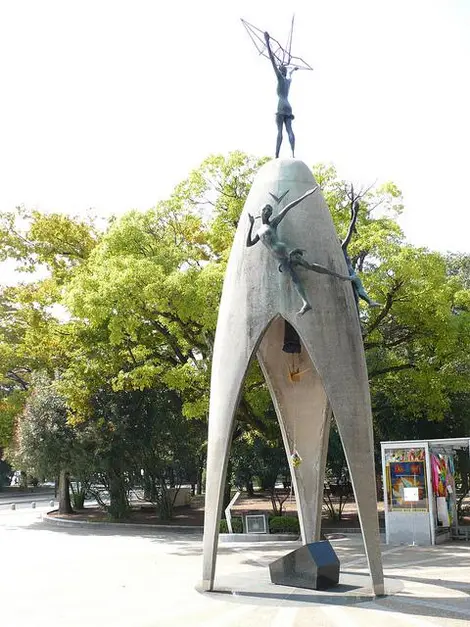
left=264, top=31, right=298, bottom=158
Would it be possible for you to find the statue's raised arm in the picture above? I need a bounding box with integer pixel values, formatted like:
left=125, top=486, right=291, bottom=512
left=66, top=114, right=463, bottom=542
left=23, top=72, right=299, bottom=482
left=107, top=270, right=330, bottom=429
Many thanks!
left=264, top=32, right=282, bottom=79
left=246, top=213, right=260, bottom=247
left=241, top=18, right=312, bottom=158
left=270, top=187, right=318, bottom=229
left=340, top=196, right=382, bottom=309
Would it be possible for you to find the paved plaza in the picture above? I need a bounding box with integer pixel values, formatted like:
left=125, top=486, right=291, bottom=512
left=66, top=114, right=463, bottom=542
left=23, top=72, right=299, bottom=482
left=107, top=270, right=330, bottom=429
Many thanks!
left=1, top=504, right=470, bottom=626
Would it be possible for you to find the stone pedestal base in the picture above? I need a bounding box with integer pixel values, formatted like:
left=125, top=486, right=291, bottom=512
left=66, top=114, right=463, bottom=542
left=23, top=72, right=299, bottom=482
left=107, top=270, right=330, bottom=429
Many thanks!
left=269, top=540, right=340, bottom=590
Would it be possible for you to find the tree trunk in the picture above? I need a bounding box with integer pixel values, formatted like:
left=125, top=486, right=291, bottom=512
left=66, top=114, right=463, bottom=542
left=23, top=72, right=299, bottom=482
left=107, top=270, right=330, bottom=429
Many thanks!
left=108, top=471, right=129, bottom=520
left=168, top=467, right=175, bottom=489
left=143, top=472, right=152, bottom=501
left=58, top=469, right=73, bottom=514
left=158, top=484, right=175, bottom=521
left=196, top=462, right=203, bottom=496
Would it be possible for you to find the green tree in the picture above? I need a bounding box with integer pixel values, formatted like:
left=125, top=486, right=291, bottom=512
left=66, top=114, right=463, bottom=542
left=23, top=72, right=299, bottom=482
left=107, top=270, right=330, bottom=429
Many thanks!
left=72, top=387, right=205, bottom=520
left=12, top=373, right=75, bottom=513
left=3, top=153, right=470, bottom=517
left=0, top=208, right=100, bottom=449
left=130, top=389, right=205, bottom=520
left=0, top=206, right=98, bottom=281
left=316, top=165, right=470, bottom=439
left=61, top=152, right=270, bottom=432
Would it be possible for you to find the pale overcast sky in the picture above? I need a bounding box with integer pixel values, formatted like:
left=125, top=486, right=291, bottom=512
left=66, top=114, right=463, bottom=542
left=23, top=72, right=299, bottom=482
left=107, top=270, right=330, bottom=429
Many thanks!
left=1, top=0, right=469, bottom=255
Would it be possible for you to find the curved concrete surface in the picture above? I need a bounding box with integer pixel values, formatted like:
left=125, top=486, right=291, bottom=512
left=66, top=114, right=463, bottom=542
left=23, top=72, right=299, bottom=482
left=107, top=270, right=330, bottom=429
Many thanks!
left=202, top=158, right=384, bottom=595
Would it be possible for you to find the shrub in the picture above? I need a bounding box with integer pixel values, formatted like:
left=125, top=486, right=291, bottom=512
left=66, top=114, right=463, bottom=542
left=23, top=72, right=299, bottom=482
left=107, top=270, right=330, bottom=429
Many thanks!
left=269, top=515, right=300, bottom=534
left=219, top=517, right=243, bottom=533
left=71, top=489, right=86, bottom=509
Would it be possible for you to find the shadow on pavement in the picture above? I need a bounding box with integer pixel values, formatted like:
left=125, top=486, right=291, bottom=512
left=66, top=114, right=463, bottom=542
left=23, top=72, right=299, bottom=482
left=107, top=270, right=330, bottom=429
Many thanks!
left=13, top=516, right=470, bottom=622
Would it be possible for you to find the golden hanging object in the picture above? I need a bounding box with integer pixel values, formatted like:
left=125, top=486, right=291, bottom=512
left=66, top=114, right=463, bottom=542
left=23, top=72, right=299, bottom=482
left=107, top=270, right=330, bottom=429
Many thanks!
left=288, top=367, right=310, bottom=382
left=291, top=449, right=302, bottom=468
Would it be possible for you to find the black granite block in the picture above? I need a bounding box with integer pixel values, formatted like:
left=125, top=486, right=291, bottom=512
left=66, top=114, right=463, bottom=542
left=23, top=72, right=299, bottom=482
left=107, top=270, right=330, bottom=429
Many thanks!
left=269, top=540, right=340, bottom=590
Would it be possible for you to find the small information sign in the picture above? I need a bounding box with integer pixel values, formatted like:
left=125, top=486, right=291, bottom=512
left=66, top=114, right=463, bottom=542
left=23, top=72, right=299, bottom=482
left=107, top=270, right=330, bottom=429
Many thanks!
left=245, top=514, right=268, bottom=534
left=403, top=487, right=419, bottom=502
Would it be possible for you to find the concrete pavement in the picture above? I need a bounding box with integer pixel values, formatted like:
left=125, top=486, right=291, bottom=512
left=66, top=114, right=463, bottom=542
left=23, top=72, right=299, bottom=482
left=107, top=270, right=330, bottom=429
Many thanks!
left=1, top=506, right=470, bottom=626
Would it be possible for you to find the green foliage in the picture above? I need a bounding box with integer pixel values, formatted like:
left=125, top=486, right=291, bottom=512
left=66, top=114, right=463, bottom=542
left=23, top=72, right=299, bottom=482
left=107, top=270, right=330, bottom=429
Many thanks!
left=0, top=459, right=12, bottom=488
left=10, top=373, right=74, bottom=478
left=231, top=432, right=289, bottom=493
left=59, top=152, right=270, bottom=431
left=70, top=481, right=88, bottom=509
left=129, top=389, right=205, bottom=520
left=2, top=151, right=470, bottom=518
left=0, top=207, right=98, bottom=280
left=314, top=164, right=470, bottom=440
left=325, top=425, right=347, bottom=484
left=0, top=390, right=24, bottom=449
left=219, top=517, right=243, bottom=533
left=269, top=515, right=300, bottom=534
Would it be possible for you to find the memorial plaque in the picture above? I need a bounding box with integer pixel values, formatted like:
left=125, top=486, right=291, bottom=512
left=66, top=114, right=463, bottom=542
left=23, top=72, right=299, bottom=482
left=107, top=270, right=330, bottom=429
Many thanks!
left=245, top=514, right=268, bottom=534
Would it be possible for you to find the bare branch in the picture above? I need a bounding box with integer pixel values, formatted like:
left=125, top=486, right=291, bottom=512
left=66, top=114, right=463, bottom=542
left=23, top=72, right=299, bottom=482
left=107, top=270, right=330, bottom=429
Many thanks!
left=369, top=363, right=416, bottom=379
left=364, top=330, right=417, bottom=350
left=363, top=280, right=404, bottom=336
left=149, top=319, right=188, bottom=365
left=6, top=369, right=30, bottom=390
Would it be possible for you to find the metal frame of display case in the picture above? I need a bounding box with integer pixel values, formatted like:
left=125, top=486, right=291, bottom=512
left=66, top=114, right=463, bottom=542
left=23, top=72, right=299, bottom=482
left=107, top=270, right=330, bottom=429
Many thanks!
left=381, top=438, right=470, bottom=545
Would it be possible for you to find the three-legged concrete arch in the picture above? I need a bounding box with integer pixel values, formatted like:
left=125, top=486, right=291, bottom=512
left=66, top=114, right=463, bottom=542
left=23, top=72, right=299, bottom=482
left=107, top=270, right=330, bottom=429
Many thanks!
left=202, top=158, right=384, bottom=596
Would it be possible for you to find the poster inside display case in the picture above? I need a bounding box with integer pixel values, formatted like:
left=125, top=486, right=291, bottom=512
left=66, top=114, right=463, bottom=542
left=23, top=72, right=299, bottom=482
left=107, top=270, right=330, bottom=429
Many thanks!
left=385, top=448, right=428, bottom=512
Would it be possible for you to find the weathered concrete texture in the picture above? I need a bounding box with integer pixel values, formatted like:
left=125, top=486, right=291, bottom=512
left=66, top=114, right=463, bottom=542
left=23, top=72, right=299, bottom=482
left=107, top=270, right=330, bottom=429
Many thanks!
left=202, top=158, right=384, bottom=596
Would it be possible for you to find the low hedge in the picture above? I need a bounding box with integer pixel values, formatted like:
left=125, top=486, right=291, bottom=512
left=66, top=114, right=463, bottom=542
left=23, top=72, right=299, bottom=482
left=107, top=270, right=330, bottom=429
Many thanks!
left=219, top=515, right=300, bottom=534
left=219, top=517, right=243, bottom=533
left=269, top=515, right=300, bottom=534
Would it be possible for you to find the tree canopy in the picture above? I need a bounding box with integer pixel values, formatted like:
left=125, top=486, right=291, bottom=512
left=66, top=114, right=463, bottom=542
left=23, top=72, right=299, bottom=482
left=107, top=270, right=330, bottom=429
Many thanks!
left=1, top=152, right=470, bottom=509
